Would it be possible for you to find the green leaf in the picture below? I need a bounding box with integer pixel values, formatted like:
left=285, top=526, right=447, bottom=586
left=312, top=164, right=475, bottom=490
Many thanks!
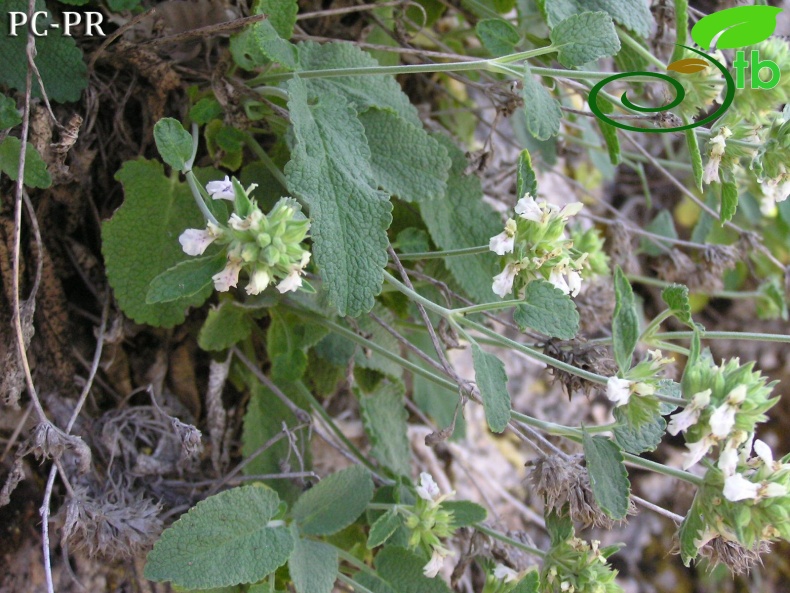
left=267, top=308, right=329, bottom=383
left=146, top=251, right=226, bottom=304
left=516, top=149, right=538, bottom=199
left=230, top=0, right=298, bottom=70
left=359, top=381, right=411, bottom=477
left=612, top=402, right=666, bottom=454
left=256, top=0, right=298, bottom=38
left=367, top=509, right=403, bottom=549
left=661, top=284, right=694, bottom=327
left=677, top=493, right=705, bottom=565
left=720, top=180, right=738, bottom=223
left=395, top=228, right=430, bottom=253
left=289, top=531, right=338, bottom=593
left=359, top=108, right=450, bottom=203
left=241, top=380, right=311, bottom=504
left=292, top=465, right=374, bottom=536
left=353, top=307, right=404, bottom=380
left=671, top=0, right=689, bottom=64
left=550, top=12, right=621, bottom=68
left=640, top=209, right=677, bottom=256
left=198, top=300, right=253, bottom=351
left=538, top=0, right=653, bottom=38
left=544, top=507, right=573, bottom=545
left=442, top=500, right=487, bottom=527
left=298, top=41, right=421, bottom=126
left=0, top=136, right=51, bottom=189
left=102, top=159, right=213, bottom=327
left=476, top=19, right=521, bottom=56
left=612, top=266, right=638, bottom=373
left=472, top=344, right=511, bottom=433
left=153, top=118, right=193, bottom=171
left=512, top=571, right=540, bottom=593
left=0, top=0, right=87, bottom=102
left=190, top=97, right=223, bottom=125
left=691, top=5, right=781, bottom=50
left=254, top=19, right=299, bottom=69
left=521, top=66, right=562, bottom=141
left=598, top=118, right=621, bottom=166
left=285, top=77, right=392, bottom=317
left=513, top=280, right=579, bottom=339
left=582, top=430, right=631, bottom=520
left=684, top=128, right=703, bottom=191
left=144, top=485, right=294, bottom=589
left=420, top=136, right=502, bottom=304
left=374, top=547, right=453, bottom=593
left=0, top=93, right=21, bottom=130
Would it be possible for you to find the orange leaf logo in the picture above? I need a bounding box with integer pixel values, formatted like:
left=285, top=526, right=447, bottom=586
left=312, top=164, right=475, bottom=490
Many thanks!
left=667, top=58, right=709, bottom=74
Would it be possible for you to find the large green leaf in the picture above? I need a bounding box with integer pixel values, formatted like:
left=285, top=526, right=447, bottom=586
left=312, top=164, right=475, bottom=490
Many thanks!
left=367, top=509, right=403, bottom=549
left=0, top=93, right=21, bottom=130
left=472, top=344, right=511, bottom=433
left=359, top=108, right=451, bottom=203
left=102, top=159, right=213, bottom=327
left=198, top=300, right=254, bottom=351
left=582, top=431, right=631, bottom=520
left=374, top=547, right=453, bottom=593
left=285, top=77, right=392, bottom=316
left=442, top=500, right=487, bottom=527
left=146, top=251, right=226, bottom=304
left=420, top=136, right=502, bottom=304
left=513, top=280, right=579, bottom=339
left=521, top=66, right=562, bottom=141
left=476, top=18, right=521, bottom=56
left=538, top=0, right=653, bottom=38
left=267, top=308, right=328, bottom=383
left=289, top=531, right=338, bottom=593
left=292, top=465, right=374, bottom=535
left=550, top=12, right=621, bottom=68
left=0, top=136, right=51, bottom=189
left=612, top=401, right=666, bottom=454
left=144, top=485, right=294, bottom=589
left=359, top=381, right=411, bottom=477
left=0, top=0, right=87, bottom=102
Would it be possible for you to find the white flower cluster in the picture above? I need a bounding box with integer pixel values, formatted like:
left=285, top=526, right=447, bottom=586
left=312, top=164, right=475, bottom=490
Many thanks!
left=412, top=473, right=455, bottom=579
left=489, top=194, right=585, bottom=299
left=179, top=176, right=311, bottom=296
left=605, top=350, right=674, bottom=407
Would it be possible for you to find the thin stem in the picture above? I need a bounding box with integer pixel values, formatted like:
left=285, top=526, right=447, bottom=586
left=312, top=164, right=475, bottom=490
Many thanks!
left=473, top=523, right=546, bottom=559
left=395, top=244, right=491, bottom=260
left=337, top=573, right=376, bottom=593
left=653, top=330, right=790, bottom=344
left=452, top=299, right=523, bottom=316
left=623, top=452, right=704, bottom=486
left=640, top=309, right=674, bottom=342
left=383, top=271, right=453, bottom=317
left=617, top=28, right=666, bottom=70
left=243, top=132, right=291, bottom=191
left=184, top=171, right=220, bottom=226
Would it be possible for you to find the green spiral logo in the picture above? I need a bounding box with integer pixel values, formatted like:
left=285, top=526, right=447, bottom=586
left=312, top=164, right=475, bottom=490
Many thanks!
left=588, top=45, right=736, bottom=133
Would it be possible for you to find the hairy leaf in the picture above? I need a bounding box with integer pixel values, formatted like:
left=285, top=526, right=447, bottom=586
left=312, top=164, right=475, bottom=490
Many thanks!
left=539, top=0, right=652, bottom=38
left=550, top=12, right=621, bottom=68
left=144, top=485, right=294, bottom=589
left=0, top=93, right=21, bottom=130
left=289, top=531, right=338, bottom=593
left=443, top=500, right=487, bottom=527
left=359, top=108, right=451, bottom=202
left=513, top=280, right=579, bottom=339
left=582, top=431, right=631, bottom=520
left=521, top=66, right=562, bottom=141
left=720, top=180, right=738, bottom=223
left=367, top=509, right=402, bottom=549
left=267, top=308, right=328, bottom=382
left=286, top=77, right=392, bottom=316
left=153, top=118, right=193, bottom=171
left=292, top=465, right=374, bottom=535
left=472, top=344, right=511, bottom=433
left=0, top=136, right=51, bottom=189
left=516, top=149, right=538, bottom=199
left=102, top=160, right=213, bottom=327
left=662, top=284, right=694, bottom=327
left=613, top=401, right=666, bottom=454
left=512, top=572, right=540, bottom=593
left=375, top=547, right=453, bottom=593
left=685, top=126, right=704, bottom=191
left=146, top=251, right=226, bottom=304
left=198, top=301, right=253, bottom=351
left=359, top=381, right=411, bottom=477
left=612, top=266, right=638, bottom=373
left=476, top=19, right=521, bottom=56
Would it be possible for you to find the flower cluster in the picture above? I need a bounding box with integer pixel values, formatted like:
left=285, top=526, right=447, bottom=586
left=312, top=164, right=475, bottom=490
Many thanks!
left=542, top=537, right=623, bottom=593
left=672, top=353, right=790, bottom=567
left=489, top=194, right=589, bottom=298
left=605, top=349, right=674, bottom=408
left=405, top=473, right=456, bottom=578
left=179, top=176, right=311, bottom=295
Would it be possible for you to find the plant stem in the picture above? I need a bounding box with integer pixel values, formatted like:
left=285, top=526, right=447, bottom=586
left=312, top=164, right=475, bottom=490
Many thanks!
left=242, top=133, right=290, bottom=191
left=653, top=330, right=790, bottom=344
left=396, top=245, right=491, bottom=260
left=452, top=299, right=523, bottom=316
left=184, top=170, right=220, bottom=226
left=617, top=28, right=666, bottom=70
left=640, top=309, right=674, bottom=342
left=473, top=523, right=546, bottom=558
left=337, top=573, right=376, bottom=593
left=383, top=271, right=453, bottom=316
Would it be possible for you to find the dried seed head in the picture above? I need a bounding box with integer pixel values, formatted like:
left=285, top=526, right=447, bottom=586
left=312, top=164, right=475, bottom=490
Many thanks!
left=574, top=279, right=615, bottom=334
left=544, top=339, right=618, bottom=399
left=31, top=422, right=91, bottom=474
left=170, top=417, right=203, bottom=463
left=0, top=459, right=25, bottom=508
left=528, top=454, right=635, bottom=529
left=607, top=221, right=639, bottom=275
left=698, top=536, right=769, bottom=575
left=61, top=487, right=163, bottom=561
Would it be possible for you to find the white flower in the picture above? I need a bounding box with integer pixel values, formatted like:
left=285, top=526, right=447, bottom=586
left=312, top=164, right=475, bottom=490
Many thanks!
left=718, top=443, right=739, bottom=477
left=416, top=472, right=441, bottom=502
left=276, top=269, right=302, bottom=294
left=753, top=439, right=775, bottom=469
left=515, top=194, right=543, bottom=222
left=206, top=175, right=235, bottom=200
left=492, top=262, right=519, bottom=298
left=548, top=267, right=571, bottom=295
left=179, top=224, right=220, bottom=256
left=606, top=376, right=632, bottom=407
left=299, top=250, right=311, bottom=268
left=566, top=269, right=582, bottom=297
left=759, top=176, right=790, bottom=215
left=558, top=202, right=583, bottom=219
left=246, top=267, right=271, bottom=295
left=493, top=564, right=519, bottom=583
left=632, top=382, right=656, bottom=397
left=489, top=219, right=517, bottom=255
left=682, top=435, right=717, bottom=470
left=759, top=482, right=788, bottom=499
left=667, top=389, right=711, bottom=436
left=709, top=385, right=746, bottom=439
left=723, top=473, right=759, bottom=502
left=212, top=258, right=242, bottom=291
left=423, top=549, right=446, bottom=578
